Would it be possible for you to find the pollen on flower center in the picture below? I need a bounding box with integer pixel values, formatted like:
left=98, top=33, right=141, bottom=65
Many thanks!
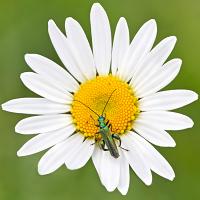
left=71, top=75, right=139, bottom=139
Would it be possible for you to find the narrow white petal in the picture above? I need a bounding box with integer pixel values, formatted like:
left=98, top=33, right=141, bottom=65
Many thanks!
left=17, top=125, right=75, bottom=156
left=48, top=20, right=86, bottom=82
left=65, top=138, right=94, bottom=170
left=134, top=59, right=182, bottom=98
left=139, top=90, right=198, bottom=111
left=132, top=36, right=177, bottom=88
left=38, top=134, right=82, bottom=175
left=117, top=150, right=130, bottom=195
left=99, top=151, right=120, bottom=192
left=65, top=17, right=96, bottom=80
left=118, top=19, right=157, bottom=81
left=111, top=17, right=129, bottom=75
left=136, top=111, right=194, bottom=130
left=2, top=98, right=70, bottom=114
left=133, top=121, right=176, bottom=147
left=90, top=3, right=111, bottom=75
left=25, top=54, right=79, bottom=92
left=92, top=146, right=102, bottom=176
left=20, top=72, right=73, bottom=104
left=129, top=132, right=175, bottom=181
left=123, top=134, right=152, bottom=185
left=15, top=114, right=72, bottom=134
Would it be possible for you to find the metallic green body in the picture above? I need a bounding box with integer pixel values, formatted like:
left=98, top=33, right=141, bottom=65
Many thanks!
left=74, top=90, right=120, bottom=158
left=98, top=116, right=120, bottom=158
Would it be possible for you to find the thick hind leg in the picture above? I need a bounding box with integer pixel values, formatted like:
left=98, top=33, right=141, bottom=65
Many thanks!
left=112, top=134, right=121, bottom=146
left=112, top=134, right=129, bottom=151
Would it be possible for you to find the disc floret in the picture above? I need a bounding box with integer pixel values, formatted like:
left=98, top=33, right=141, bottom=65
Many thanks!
left=71, top=75, right=139, bottom=138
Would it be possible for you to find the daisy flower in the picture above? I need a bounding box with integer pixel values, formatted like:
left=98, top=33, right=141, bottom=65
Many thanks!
left=2, top=3, right=198, bottom=195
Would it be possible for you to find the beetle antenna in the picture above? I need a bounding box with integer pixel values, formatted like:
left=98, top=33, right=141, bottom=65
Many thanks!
left=102, top=89, right=117, bottom=115
left=73, top=100, right=100, bottom=117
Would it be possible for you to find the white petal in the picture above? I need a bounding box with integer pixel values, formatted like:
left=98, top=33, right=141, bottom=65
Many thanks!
left=92, top=146, right=102, bottom=176
left=65, top=17, right=96, bottom=80
left=139, top=90, right=198, bottom=111
left=129, top=132, right=175, bottom=181
left=136, top=111, right=194, bottom=130
left=134, top=59, right=182, bottom=98
left=15, top=114, right=72, bottom=134
left=99, top=151, right=120, bottom=192
left=131, top=36, right=177, bottom=88
left=123, top=134, right=152, bottom=185
left=48, top=20, right=86, bottom=82
left=117, top=150, right=130, bottom=195
left=111, top=17, right=129, bottom=75
left=25, top=54, right=79, bottom=92
left=2, top=98, right=70, bottom=114
left=38, top=133, right=82, bottom=175
left=20, top=72, right=73, bottom=104
left=118, top=19, right=157, bottom=81
left=17, top=125, right=75, bottom=156
left=90, top=3, right=111, bottom=75
left=65, top=138, right=94, bottom=170
left=133, top=121, right=176, bottom=147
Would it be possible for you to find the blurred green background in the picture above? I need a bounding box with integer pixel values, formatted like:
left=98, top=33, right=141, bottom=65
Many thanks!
left=0, top=0, right=199, bottom=199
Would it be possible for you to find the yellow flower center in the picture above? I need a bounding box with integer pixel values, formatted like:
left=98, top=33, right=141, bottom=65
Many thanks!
left=71, top=75, right=139, bottom=139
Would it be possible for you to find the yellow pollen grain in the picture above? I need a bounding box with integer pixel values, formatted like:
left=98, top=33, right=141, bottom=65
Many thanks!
left=71, top=75, right=139, bottom=138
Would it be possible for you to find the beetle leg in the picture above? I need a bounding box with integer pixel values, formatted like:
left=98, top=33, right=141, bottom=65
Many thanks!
left=99, top=139, right=109, bottom=151
left=109, top=123, right=116, bottom=132
left=120, top=146, right=129, bottom=151
left=112, top=134, right=121, bottom=146
left=91, top=135, right=99, bottom=145
left=112, top=134, right=129, bottom=151
left=106, top=120, right=110, bottom=126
